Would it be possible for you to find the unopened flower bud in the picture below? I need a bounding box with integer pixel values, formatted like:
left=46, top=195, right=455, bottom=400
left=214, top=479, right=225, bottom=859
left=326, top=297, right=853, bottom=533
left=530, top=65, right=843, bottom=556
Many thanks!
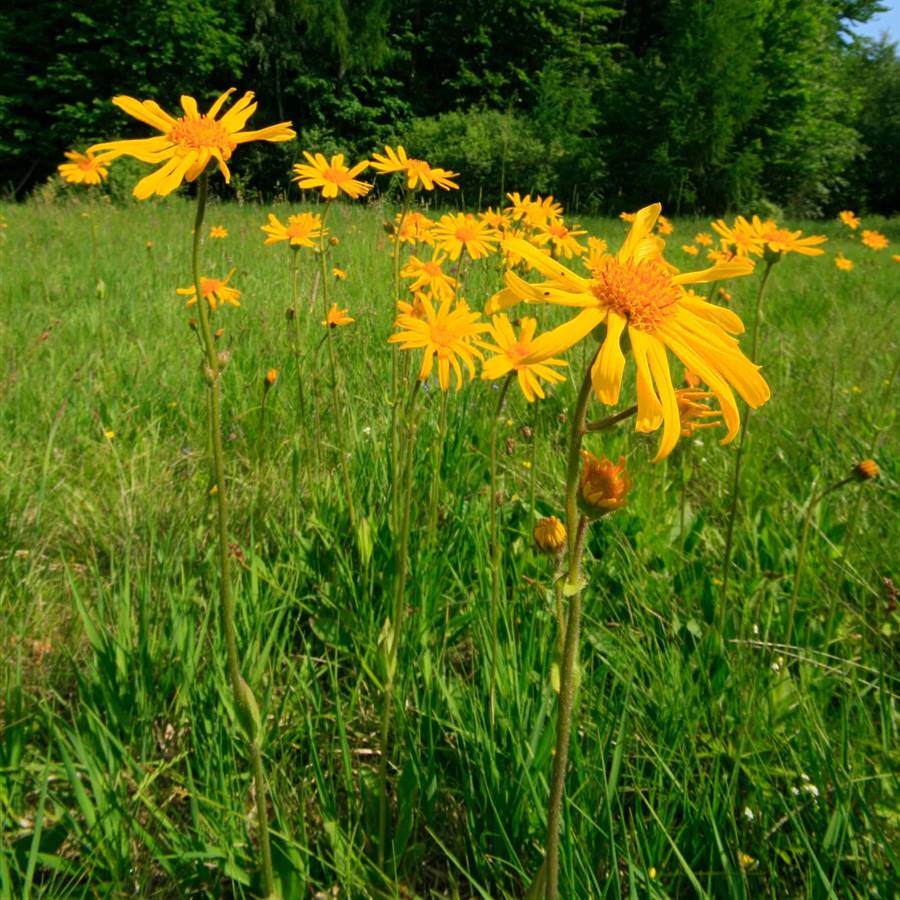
left=534, top=516, right=566, bottom=555
left=217, top=349, right=232, bottom=369
left=577, top=451, right=631, bottom=519
left=329, top=235, right=339, bottom=247
left=264, top=368, right=278, bottom=388
left=852, top=458, right=879, bottom=481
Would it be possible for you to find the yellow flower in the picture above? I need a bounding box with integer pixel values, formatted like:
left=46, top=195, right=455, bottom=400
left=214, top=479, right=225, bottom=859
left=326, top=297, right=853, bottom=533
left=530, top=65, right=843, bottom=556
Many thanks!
left=492, top=203, right=768, bottom=460
left=176, top=269, right=240, bottom=310
left=578, top=451, right=631, bottom=518
left=682, top=244, right=699, bottom=256
left=209, top=225, right=228, bottom=239
left=676, top=389, right=722, bottom=437
left=396, top=292, right=429, bottom=320
left=58, top=150, right=113, bottom=186
left=694, top=232, right=713, bottom=246
left=505, top=193, right=563, bottom=227
left=480, top=206, right=509, bottom=230
left=752, top=216, right=827, bottom=256
left=861, top=229, right=889, bottom=250
left=432, top=212, right=499, bottom=260
left=534, top=516, right=566, bottom=554
left=711, top=216, right=764, bottom=257
left=388, top=295, right=488, bottom=391
left=261, top=212, right=324, bottom=248
left=834, top=253, right=854, bottom=272
left=401, top=250, right=458, bottom=302
left=322, top=304, right=354, bottom=327
left=531, top=217, right=587, bottom=258
left=265, top=368, right=278, bottom=387
left=370, top=145, right=459, bottom=191
left=90, top=89, right=295, bottom=199
left=656, top=214, right=673, bottom=235
left=585, top=236, right=608, bottom=271
left=853, top=459, right=879, bottom=481
left=103, top=430, right=115, bottom=440
left=479, top=315, right=568, bottom=402
left=332, top=267, right=347, bottom=280
left=892, top=254, right=900, bottom=263
left=292, top=152, right=371, bottom=199
left=391, top=210, right=435, bottom=246
left=619, top=211, right=636, bottom=223
left=738, top=853, right=756, bottom=871
left=839, top=210, right=860, bottom=229
left=707, top=247, right=734, bottom=264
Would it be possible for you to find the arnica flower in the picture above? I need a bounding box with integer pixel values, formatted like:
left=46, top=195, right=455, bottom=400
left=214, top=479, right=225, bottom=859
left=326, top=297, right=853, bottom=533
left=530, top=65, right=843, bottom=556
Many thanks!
left=834, top=253, right=854, bottom=272
left=396, top=293, right=429, bottom=320
left=505, top=193, right=563, bottom=228
left=578, top=451, right=631, bottom=518
left=656, top=215, right=674, bottom=235
left=861, top=229, right=889, bottom=251
left=322, top=304, right=354, bottom=327
left=479, top=315, right=568, bottom=402
left=839, top=210, right=861, bottom=230
left=534, top=516, right=566, bottom=554
left=695, top=232, right=713, bottom=247
left=370, top=145, right=459, bottom=191
left=480, top=207, right=509, bottom=230
left=711, top=216, right=764, bottom=257
left=388, top=295, right=489, bottom=392
left=707, top=247, right=734, bottom=264
left=893, top=254, right=900, bottom=263
left=292, top=152, right=371, bottom=199
left=432, top=212, right=499, bottom=260
left=265, top=368, right=278, bottom=387
left=58, top=150, right=114, bottom=186
left=490, top=204, right=769, bottom=460
left=532, top=217, right=587, bottom=258
left=176, top=269, right=240, bottom=311
left=586, top=236, right=608, bottom=266
left=619, top=211, right=637, bottom=224
left=852, top=459, right=879, bottom=481
left=682, top=244, right=699, bottom=256
left=209, top=225, right=228, bottom=239
left=676, top=389, right=722, bottom=437
left=752, top=216, right=827, bottom=256
left=261, top=212, right=324, bottom=248
left=401, top=250, right=458, bottom=302
left=90, top=89, right=295, bottom=199
left=391, top=210, right=435, bottom=246
left=332, top=267, right=347, bottom=280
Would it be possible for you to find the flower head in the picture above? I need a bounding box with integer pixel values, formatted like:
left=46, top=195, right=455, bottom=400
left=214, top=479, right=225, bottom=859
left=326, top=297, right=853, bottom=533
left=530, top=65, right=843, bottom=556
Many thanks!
left=534, top=516, right=566, bottom=554
left=391, top=210, right=435, bottom=246
left=861, top=229, right=889, bottom=251
left=839, top=210, right=860, bottom=230
left=694, top=232, right=713, bottom=247
left=58, top=150, right=113, bottom=186
left=370, top=145, right=458, bottom=191
left=578, top=451, right=631, bottom=518
left=261, top=212, right=324, bottom=248
left=176, top=269, right=240, bottom=311
left=401, top=250, right=458, bottom=302
left=209, top=225, right=228, bottom=239
left=676, top=389, right=722, bottom=437
left=834, top=253, right=854, bottom=272
left=852, top=459, right=879, bottom=481
left=752, top=216, right=826, bottom=257
left=432, top=212, right=499, bottom=260
left=656, top=215, right=673, bottom=235
left=90, top=89, right=295, bottom=199
left=682, top=244, right=699, bottom=256
left=265, top=368, right=278, bottom=387
left=532, top=217, right=587, bottom=258
left=388, top=295, right=488, bottom=391
left=711, top=216, right=764, bottom=257
left=479, top=315, right=568, bottom=402
left=322, top=304, right=354, bottom=327
left=332, top=267, right=347, bottom=280
left=489, top=203, right=768, bottom=460
left=293, top=152, right=371, bottom=199
left=505, top=193, right=563, bottom=228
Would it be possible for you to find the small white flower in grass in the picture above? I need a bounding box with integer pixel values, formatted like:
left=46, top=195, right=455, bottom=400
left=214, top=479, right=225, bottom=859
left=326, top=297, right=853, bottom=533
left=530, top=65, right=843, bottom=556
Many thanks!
left=743, top=806, right=755, bottom=822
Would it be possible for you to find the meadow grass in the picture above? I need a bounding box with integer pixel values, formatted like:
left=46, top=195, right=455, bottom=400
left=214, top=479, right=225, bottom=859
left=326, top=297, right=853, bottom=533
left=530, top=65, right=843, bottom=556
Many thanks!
left=0, top=195, right=897, bottom=898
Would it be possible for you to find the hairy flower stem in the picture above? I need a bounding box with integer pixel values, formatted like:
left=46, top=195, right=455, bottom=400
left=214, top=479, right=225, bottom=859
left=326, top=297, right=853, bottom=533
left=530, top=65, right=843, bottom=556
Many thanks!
left=317, top=203, right=356, bottom=527
left=190, top=172, right=276, bottom=899
left=720, top=258, right=775, bottom=630
left=544, top=357, right=597, bottom=900
left=377, top=379, right=422, bottom=872
left=489, top=373, right=514, bottom=725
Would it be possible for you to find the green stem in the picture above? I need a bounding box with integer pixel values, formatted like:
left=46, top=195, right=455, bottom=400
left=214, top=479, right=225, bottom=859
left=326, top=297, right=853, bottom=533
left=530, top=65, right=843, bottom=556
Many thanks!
left=190, top=172, right=276, bottom=898
left=544, top=357, right=596, bottom=900
left=427, top=389, right=449, bottom=538
left=489, top=373, right=514, bottom=724
left=720, top=258, right=776, bottom=630
left=584, top=405, right=638, bottom=433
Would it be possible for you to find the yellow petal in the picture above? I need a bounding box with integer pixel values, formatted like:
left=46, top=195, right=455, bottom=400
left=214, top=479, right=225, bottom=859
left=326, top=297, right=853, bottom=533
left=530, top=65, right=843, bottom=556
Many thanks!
left=618, top=203, right=662, bottom=263
left=112, top=96, right=175, bottom=132
left=591, top=311, right=627, bottom=405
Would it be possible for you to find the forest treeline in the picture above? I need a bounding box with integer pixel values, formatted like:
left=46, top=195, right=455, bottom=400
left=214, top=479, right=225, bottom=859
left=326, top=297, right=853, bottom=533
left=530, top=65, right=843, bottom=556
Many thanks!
left=2, top=0, right=898, bottom=214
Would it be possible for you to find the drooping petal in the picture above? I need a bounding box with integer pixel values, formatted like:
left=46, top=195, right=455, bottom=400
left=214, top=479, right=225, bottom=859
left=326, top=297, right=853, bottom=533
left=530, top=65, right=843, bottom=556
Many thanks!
left=590, top=311, right=627, bottom=405
left=630, top=329, right=664, bottom=432
left=502, top=238, right=591, bottom=292
left=645, top=339, right=681, bottom=461
left=679, top=296, right=744, bottom=334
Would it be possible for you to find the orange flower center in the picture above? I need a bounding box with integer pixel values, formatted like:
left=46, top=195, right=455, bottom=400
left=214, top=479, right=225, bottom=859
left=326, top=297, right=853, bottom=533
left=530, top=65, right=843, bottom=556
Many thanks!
left=430, top=325, right=455, bottom=349
left=407, top=159, right=430, bottom=177
left=169, top=116, right=236, bottom=156
left=455, top=226, right=476, bottom=243
left=590, top=258, right=680, bottom=332
left=423, top=261, right=442, bottom=277
left=286, top=223, right=311, bottom=239
left=78, top=158, right=100, bottom=171
left=200, top=277, right=223, bottom=296
left=548, top=224, right=569, bottom=238
left=508, top=341, right=530, bottom=362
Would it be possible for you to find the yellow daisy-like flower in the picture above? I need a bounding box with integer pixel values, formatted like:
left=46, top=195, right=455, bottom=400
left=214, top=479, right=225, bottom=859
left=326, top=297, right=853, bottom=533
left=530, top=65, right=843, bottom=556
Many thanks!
left=432, top=212, right=499, bottom=261
left=480, top=206, right=509, bottom=230
left=751, top=216, right=827, bottom=256
left=209, top=225, right=228, bottom=239
left=584, top=236, right=609, bottom=273
left=388, top=295, right=488, bottom=391
left=531, top=217, right=587, bottom=259
left=839, top=210, right=861, bottom=229
left=322, top=303, right=354, bottom=327
left=505, top=193, right=563, bottom=228
left=491, top=203, right=769, bottom=460
left=479, top=315, right=568, bottom=402
left=707, top=247, right=734, bottom=264
left=834, top=253, right=854, bottom=272
left=176, top=269, right=240, bottom=311
left=711, top=216, right=765, bottom=257
left=58, top=150, right=114, bottom=186
left=391, top=210, right=435, bottom=246
left=292, top=152, right=371, bottom=199
left=261, top=211, right=324, bottom=248
left=400, top=250, right=458, bottom=302
left=682, top=244, right=699, bottom=256
left=861, top=229, right=889, bottom=251
left=656, top=215, right=674, bottom=235
left=397, top=292, right=430, bottom=320
left=333, top=267, right=347, bottom=280
left=619, top=211, right=637, bottom=224
left=90, top=89, right=295, bottom=199
left=694, top=232, right=713, bottom=247
left=370, top=145, right=459, bottom=191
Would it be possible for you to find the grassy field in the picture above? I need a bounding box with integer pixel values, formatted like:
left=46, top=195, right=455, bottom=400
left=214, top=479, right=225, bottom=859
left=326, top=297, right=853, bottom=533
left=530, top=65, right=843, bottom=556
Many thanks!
left=0, top=194, right=897, bottom=898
